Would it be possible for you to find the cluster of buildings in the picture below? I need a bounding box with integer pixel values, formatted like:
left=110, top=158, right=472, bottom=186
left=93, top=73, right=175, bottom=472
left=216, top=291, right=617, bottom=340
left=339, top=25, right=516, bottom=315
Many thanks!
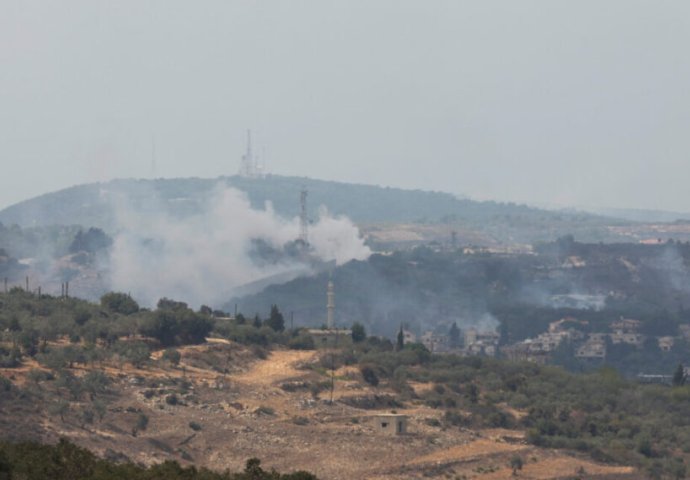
left=502, top=317, right=682, bottom=364
left=404, top=315, right=687, bottom=367
left=406, top=326, right=500, bottom=357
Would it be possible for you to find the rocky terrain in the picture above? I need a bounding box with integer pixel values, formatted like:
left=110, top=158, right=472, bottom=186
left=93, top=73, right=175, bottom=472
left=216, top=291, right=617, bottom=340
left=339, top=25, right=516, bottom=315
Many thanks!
left=0, top=339, right=642, bottom=479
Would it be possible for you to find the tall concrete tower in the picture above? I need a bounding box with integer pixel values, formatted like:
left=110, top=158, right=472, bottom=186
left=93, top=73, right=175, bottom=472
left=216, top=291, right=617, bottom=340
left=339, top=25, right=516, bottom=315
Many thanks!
left=327, top=278, right=335, bottom=329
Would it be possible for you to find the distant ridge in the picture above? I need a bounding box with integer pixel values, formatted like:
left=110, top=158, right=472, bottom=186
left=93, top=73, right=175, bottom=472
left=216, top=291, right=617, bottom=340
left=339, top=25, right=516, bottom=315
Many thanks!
left=0, top=175, right=586, bottom=231
left=579, top=206, right=690, bottom=223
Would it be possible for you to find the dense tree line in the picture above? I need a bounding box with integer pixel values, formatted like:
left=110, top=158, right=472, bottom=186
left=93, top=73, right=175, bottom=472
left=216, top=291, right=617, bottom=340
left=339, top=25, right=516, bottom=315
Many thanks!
left=0, top=438, right=317, bottom=479
left=0, top=290, right=318, bottom=372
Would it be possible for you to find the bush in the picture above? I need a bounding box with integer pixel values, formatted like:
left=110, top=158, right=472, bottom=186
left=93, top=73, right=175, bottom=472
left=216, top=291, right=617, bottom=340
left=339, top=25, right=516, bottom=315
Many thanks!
left=292, top=416, right=309, bottom=426
left=255, top=405, right=275, bottom=416
left=27, top=368, right=53, bottom=383
left=131, top=413, right=149, bottom=437
left=113, top=341, right=150, bottom=368
left=288, top=333, right=315, bottom=350
left=162, top=348, right=181, bottom=366
left=360, top=365, right=379, bottom=387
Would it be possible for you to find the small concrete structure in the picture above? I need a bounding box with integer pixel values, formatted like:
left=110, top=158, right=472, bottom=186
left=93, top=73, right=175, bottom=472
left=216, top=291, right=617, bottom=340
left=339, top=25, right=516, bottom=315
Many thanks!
left=372, top=414, right=408, bottom=435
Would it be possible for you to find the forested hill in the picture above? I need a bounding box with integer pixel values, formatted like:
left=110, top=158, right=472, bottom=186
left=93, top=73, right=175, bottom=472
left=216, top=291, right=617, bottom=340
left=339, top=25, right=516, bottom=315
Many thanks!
left=0, top=175, right=608, bottom=231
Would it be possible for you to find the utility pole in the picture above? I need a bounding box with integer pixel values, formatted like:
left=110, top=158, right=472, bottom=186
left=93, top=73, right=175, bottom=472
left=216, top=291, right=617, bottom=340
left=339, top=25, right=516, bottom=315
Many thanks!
left=329, top=352, right=335, bottom=405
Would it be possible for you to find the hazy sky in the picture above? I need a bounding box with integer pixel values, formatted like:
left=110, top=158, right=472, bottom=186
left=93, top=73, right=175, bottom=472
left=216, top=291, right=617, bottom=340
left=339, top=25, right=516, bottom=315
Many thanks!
left=1, top=1, right=689, bottom=211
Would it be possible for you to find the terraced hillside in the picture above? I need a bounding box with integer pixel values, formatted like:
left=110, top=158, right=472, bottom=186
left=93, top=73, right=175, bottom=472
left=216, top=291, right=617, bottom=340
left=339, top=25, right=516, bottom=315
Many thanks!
left=0, top=340, right=642, bottom=480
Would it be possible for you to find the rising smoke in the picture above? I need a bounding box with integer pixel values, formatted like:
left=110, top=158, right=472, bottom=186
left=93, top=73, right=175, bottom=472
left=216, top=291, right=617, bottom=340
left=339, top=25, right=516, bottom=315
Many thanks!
left=108, top=185, right=370, bottom=308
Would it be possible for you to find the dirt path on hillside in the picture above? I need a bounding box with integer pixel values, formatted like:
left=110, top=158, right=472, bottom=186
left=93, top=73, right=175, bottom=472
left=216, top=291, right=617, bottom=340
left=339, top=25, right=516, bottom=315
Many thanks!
left=233, top=350, right=315, bottom=386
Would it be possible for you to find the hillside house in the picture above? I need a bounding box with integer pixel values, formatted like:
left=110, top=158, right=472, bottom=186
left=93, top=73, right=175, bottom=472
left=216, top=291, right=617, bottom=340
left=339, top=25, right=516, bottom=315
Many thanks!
left=609, top=331, right=645, bottom=347
left=420, top=331, right=448, bottom=353
left=658, top=336, right=674, bottom=352
left=576, top=335, right=606, bottom=359
left=549, top=317, right=588, bottom=334
left=371, top=414, right=408, bottom=435
left=402, top=329, right=417, bottom=344
left=501, top=342, right=548, bottom=364
left=611, top=318, right=642, bottom=333
left=463, top=328, right=499, bottom=357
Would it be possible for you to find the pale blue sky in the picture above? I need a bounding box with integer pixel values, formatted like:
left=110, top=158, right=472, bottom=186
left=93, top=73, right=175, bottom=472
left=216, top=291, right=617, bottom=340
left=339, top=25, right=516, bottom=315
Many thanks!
left=1, top=1, right=689, bottom=211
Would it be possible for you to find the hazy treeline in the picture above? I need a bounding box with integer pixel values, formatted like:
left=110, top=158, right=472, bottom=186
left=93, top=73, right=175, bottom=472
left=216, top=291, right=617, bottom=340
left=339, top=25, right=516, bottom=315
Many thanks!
left=234, top=239, right=690, bottom=335
left=0, top=439, right=317, bottom=479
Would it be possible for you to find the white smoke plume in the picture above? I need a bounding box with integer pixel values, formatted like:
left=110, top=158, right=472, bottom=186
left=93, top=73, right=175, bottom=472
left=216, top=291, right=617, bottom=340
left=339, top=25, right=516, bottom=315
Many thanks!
left=108, top=185, right=370, bottom=308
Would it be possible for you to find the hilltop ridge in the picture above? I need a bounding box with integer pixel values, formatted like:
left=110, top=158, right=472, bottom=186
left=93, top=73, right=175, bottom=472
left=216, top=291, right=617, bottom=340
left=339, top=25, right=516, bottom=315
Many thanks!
left=0, top=174, right=607, bottom=231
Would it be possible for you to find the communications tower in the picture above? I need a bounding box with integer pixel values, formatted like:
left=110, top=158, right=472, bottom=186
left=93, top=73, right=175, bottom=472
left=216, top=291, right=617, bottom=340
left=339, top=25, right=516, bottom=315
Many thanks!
left=299, top=188, right=309, bottom=245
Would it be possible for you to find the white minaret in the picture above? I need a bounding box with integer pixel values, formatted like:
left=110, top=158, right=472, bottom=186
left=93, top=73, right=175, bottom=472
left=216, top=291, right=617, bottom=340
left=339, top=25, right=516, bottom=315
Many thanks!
left=327, top=279, right=335, bottom=329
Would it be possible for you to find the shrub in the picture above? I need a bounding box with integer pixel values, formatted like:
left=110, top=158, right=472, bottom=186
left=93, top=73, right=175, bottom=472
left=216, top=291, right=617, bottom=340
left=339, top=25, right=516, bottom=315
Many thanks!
left=288, top=333, right=315, bottom=350
left=360, top=365, right=379, bottom=387
left=292, top=416, right=309, bottom=426
left=255, top=405, right=275, bottom=416
left=162, top=348, right=181, bottom=366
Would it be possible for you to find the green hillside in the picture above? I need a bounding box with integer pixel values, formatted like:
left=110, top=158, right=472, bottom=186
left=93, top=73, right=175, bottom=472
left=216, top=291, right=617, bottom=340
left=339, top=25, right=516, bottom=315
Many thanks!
left=0, top=175, right=613, bottom=233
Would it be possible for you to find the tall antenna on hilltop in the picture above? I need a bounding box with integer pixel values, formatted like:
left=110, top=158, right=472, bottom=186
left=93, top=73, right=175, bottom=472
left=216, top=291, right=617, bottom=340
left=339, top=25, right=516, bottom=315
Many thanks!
left=151, top=134, right=157, bottom=178
left=299, top=188, right=309, bottom=245
left=239, top=129, right=254, bottom=177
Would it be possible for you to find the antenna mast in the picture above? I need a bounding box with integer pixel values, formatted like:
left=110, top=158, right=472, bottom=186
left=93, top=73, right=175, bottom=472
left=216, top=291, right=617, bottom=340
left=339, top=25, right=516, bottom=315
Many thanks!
left=240, top=129, right=254, bottom=177
left=299, top=188, right=308, bottom=244
left=151, top=134, right=157, bottom=178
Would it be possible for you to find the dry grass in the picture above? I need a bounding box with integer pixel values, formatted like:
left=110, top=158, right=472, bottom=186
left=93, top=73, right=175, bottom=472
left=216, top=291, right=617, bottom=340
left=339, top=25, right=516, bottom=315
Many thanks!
left=0, top=342, right=643, bottom=480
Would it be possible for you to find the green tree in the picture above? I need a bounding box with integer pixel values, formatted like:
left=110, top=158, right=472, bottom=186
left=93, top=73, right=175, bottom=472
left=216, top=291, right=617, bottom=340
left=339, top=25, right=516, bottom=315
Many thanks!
left=140, top=310, right=179, bottom=346
left=177, top=312, right=213, bottom=344
left=93, top=399, right=107, bottom=422
left=510, top=455, right=523, bottom=475
left=100, top=292, right=139, bottom=315
left=672, top=364, right=686, bottom=387
left=133, top=413, right=149, bottom=436
left=449, top=322, right=460, bottom=348
left=396, top=325, right=404, bottom=351
left=83, top=370, right=110, bottom=397
left=80, top=407, right=94, bottom=427
left=265, top=305, right=285, bottom=332
left=351, top=322, right=366, bottom=343
left=162, top=348, right=181, bottom=366
left=360, top=365, right=379, bottom=387
left=48, top=400, right=69, bottom=422
left=114, top=341, right=150, bottom=368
